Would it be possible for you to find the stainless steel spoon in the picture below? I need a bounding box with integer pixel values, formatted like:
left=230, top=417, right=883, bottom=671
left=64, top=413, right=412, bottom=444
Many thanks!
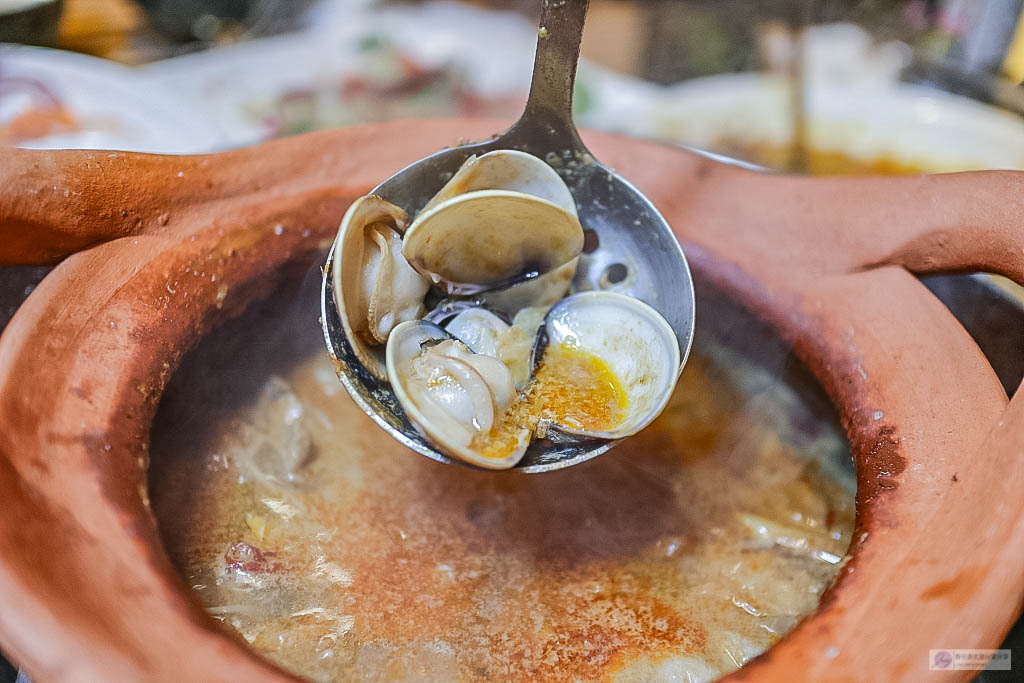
left=321, top=0, right=695, bottom=473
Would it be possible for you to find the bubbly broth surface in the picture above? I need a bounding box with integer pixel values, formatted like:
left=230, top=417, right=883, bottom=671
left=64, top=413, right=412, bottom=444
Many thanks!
left=150, top=293, right=853, bottom=683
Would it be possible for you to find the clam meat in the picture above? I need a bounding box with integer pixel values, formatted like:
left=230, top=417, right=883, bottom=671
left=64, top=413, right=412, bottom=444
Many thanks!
left=443, top=305, right=544, bottom=390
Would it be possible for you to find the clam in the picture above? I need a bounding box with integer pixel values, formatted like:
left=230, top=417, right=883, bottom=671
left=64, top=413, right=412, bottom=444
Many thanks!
left=532, top=291, right=681, bottom=439
left=386, top=320, right=530, bottom=470
left=333, top=195, right=430, bottom=380
left=402, top=150, right=584, bottom=295
left=443, top=305, right=545, bottom=390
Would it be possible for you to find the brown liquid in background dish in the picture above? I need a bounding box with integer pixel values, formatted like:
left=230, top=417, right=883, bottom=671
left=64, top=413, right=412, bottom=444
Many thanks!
left=150, top=294, right=854, bottom=682
left=720, top=142, right=931, bottom=176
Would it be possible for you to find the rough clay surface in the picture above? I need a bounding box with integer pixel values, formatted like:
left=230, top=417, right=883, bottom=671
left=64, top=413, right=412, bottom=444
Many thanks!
left=0, top=120, right=1022, bottom=682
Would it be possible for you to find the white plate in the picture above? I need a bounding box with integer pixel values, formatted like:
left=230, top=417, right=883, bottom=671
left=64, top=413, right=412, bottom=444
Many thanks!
left=647, top=73, right=1024, bottom=172
left=0, top=45, right=223, bottom=153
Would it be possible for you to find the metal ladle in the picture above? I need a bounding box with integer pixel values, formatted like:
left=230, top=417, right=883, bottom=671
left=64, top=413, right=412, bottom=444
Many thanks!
left=321, top=0, right=695, bottom=473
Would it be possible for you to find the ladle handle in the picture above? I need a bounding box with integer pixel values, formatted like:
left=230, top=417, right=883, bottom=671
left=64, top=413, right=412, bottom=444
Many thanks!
left=505, top=0, right=590, bottom=152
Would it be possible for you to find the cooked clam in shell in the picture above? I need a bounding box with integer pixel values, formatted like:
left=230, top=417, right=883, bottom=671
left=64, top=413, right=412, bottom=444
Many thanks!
left=402, top=150, right=584, bottom=294
left=386, top=320, right=531, bottom=470
left=333, top=195, right=430, bottom=380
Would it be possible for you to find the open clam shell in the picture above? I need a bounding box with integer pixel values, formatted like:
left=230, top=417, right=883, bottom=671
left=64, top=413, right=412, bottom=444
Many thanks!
left=535, top=291, right=682, bottom=440
left=402, top=150, right=584, bottom=295
left=386, top=320, right=530, bottom=470
left=332, top=195, right=430, bottom=381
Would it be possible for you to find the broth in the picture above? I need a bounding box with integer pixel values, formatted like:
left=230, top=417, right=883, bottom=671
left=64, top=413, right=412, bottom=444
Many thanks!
left=150, top=283, right=854, bottom=682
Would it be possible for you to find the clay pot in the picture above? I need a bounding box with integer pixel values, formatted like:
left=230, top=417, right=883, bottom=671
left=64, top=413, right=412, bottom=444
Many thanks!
left=0, top=120, right=1022, bottom=681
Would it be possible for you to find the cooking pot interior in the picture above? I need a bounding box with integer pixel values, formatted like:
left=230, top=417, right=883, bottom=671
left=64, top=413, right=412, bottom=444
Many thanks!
left=146, top=256, right=858, bottom=681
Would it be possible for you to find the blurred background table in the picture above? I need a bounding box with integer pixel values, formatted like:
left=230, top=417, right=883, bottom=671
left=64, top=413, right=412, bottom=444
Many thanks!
left=7, top=0, right=1024, bottom=170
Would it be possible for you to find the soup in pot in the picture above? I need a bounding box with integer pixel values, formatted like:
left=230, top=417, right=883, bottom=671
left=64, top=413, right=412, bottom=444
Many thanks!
left=150, top=282, right=854, bottom=682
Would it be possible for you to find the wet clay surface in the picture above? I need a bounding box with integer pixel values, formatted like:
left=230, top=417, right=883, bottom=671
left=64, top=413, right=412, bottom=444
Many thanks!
left=0, top=120, right=1022, bottom=681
